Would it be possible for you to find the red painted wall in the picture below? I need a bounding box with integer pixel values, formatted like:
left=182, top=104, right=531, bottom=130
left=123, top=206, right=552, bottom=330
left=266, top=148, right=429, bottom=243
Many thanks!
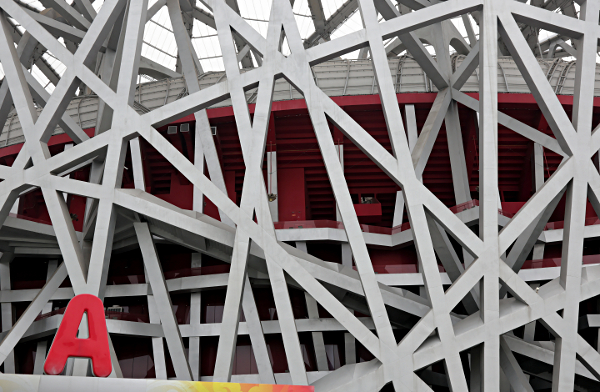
left=277, top=168, right=307, bottom=222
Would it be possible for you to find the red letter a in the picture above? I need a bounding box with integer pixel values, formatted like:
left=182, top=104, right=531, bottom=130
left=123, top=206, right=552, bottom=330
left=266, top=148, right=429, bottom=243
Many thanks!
left=44, top=294, right=112, bottom=377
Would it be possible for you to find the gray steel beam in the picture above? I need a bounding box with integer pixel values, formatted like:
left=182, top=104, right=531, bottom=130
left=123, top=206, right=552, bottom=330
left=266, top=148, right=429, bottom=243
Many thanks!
left=304, top=0, right=358, bottom=48
left=72, top=0, right=96, bottom=22
left=307, top=0, right=328, bottom=40
left=39, top=0, right=91, bottom=31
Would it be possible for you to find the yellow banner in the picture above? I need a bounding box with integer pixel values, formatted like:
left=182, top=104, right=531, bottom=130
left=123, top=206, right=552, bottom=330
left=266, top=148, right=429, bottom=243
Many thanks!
left=0, top=374, right=314, bottom=392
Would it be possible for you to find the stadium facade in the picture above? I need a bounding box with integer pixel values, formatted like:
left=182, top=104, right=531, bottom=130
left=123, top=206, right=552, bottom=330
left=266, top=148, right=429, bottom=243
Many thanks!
left=0, top=0, right=598, bottom=391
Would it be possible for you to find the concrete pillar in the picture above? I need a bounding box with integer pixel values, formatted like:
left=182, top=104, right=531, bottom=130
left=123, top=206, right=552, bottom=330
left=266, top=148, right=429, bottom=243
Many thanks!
left=534, top=143, right=544, bottom=191
left=523, top=283, right=539, bottom=343
left=297, top=242, right=328, bottom=371
left=341, top=243, right=352, bottom=268
left=148, top=278, right=168, bottom=379
left=189, top=253, right=202, bottom=380
left=393, top=105, right=418, bottom=227
left=267, top=151, right=278, bottom=222
left=33, top=341, right=47, bottom=375
left=335, top=144, right=343, bottom=222
left=305, top=293, right=329, bottom=372
left=296, top=241, right=307, bottom=253
left=392, top=192, right=405, bottom=227
left=33, top=259, right=59, bottom=374
left=344, top=333, right=356, bottom=365
left=42, top=259, right=58, bottom=313
left=63, top=144, right=73, bottom=202
left=533, top=143, right=545, bottom=260
left=0, top=252, right=14, bottom=373
left=470, top=346, right=482, bottom=392
left=445, top=101, right=471, bottom=204
left=130, top=138, right=145, bottom=192
left=127, top=130, right=168, bottom=379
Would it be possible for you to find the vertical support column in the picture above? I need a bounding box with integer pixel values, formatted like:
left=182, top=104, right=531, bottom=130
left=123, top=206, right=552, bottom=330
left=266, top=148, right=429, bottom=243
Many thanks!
left=296, top=241, right=334, bottom=372
left=134, top=222, right=192, bottom=380
left=130, top=138, right=146, bottom=191
left=344, top=333, right=356, bottom=365
left=190, top=91, right=206, bottom=377
left=480, top=0, right=500, bottom=390
left=392, top=193, right=405, bottom=228
left=305, top=292, right=329, bottom=372
left=470, top=348, right=482, bottom=391
left=552, top=1, right=600, bottom=389
left=446, top=101, right=471, bottom=204
left=532, top=244, right=545, bottom=260
left=213, top=230, right=251, bottom=382
left=147, top=271, right=168, bottom=379
left=553, top=176, right=588, bottom=391
left=464, top=114, right=479, bottom=274
left=475, top=112, right=503, bottom=207
left=63, top=144, right=74, bottom=206
left=341, top=243, right=352, bottom=268
left=405, top=105, right=418, bottom=149
left=126, top=128, right=168, bottom=379
left=241, top=276, right=275, bottom=383
left=33, top=259, right=58, bottom=375
left=533, top=143, right=545, bottom=192
left=33, top=339, right=47, bottom=375
left=335, top=144, right=344, bottom=222
left=114, top=117, right=166, bottom=379
left=532, top=143, right=545, bottom=259
left=393, top=104, right=418, bottom=227
left=597, top=297, right=600, bottom=352
left=267, top=113, right=278, bottom=222
left=189, top=253, right=202, bottom=381
left=193, top=117, right=206, bottom=216
left=128, top=135, right=168, bottom=379
left=267, top=151, right=278, bottom=222
left=334, top=140, right=353, bottom=269
left=523, top=284, right=538, bottom=343
left=0, top=251, right=14, bottom=373
left=43, top=260, right=58, bottom=313
left=266, top=256, right=308, bottom=384
left=296, top=241, right=307, bottom=253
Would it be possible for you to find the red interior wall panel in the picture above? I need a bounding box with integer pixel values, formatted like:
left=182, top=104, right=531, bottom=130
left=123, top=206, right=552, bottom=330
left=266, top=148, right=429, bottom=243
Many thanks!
left=278, top=168, right=306, bottom=222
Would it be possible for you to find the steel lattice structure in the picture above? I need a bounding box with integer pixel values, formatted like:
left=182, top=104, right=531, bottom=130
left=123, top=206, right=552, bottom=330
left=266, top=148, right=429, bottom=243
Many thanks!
left=0, top=0, right=598, bottom=391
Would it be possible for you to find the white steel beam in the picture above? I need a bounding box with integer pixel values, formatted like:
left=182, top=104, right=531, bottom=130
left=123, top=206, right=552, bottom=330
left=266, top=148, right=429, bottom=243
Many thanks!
left=0, top=0, right=597, bottom=389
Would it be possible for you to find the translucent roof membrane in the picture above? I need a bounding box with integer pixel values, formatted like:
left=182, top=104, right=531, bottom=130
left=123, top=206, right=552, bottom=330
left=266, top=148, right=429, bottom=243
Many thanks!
left=2, top=0, right=595, bottom=92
